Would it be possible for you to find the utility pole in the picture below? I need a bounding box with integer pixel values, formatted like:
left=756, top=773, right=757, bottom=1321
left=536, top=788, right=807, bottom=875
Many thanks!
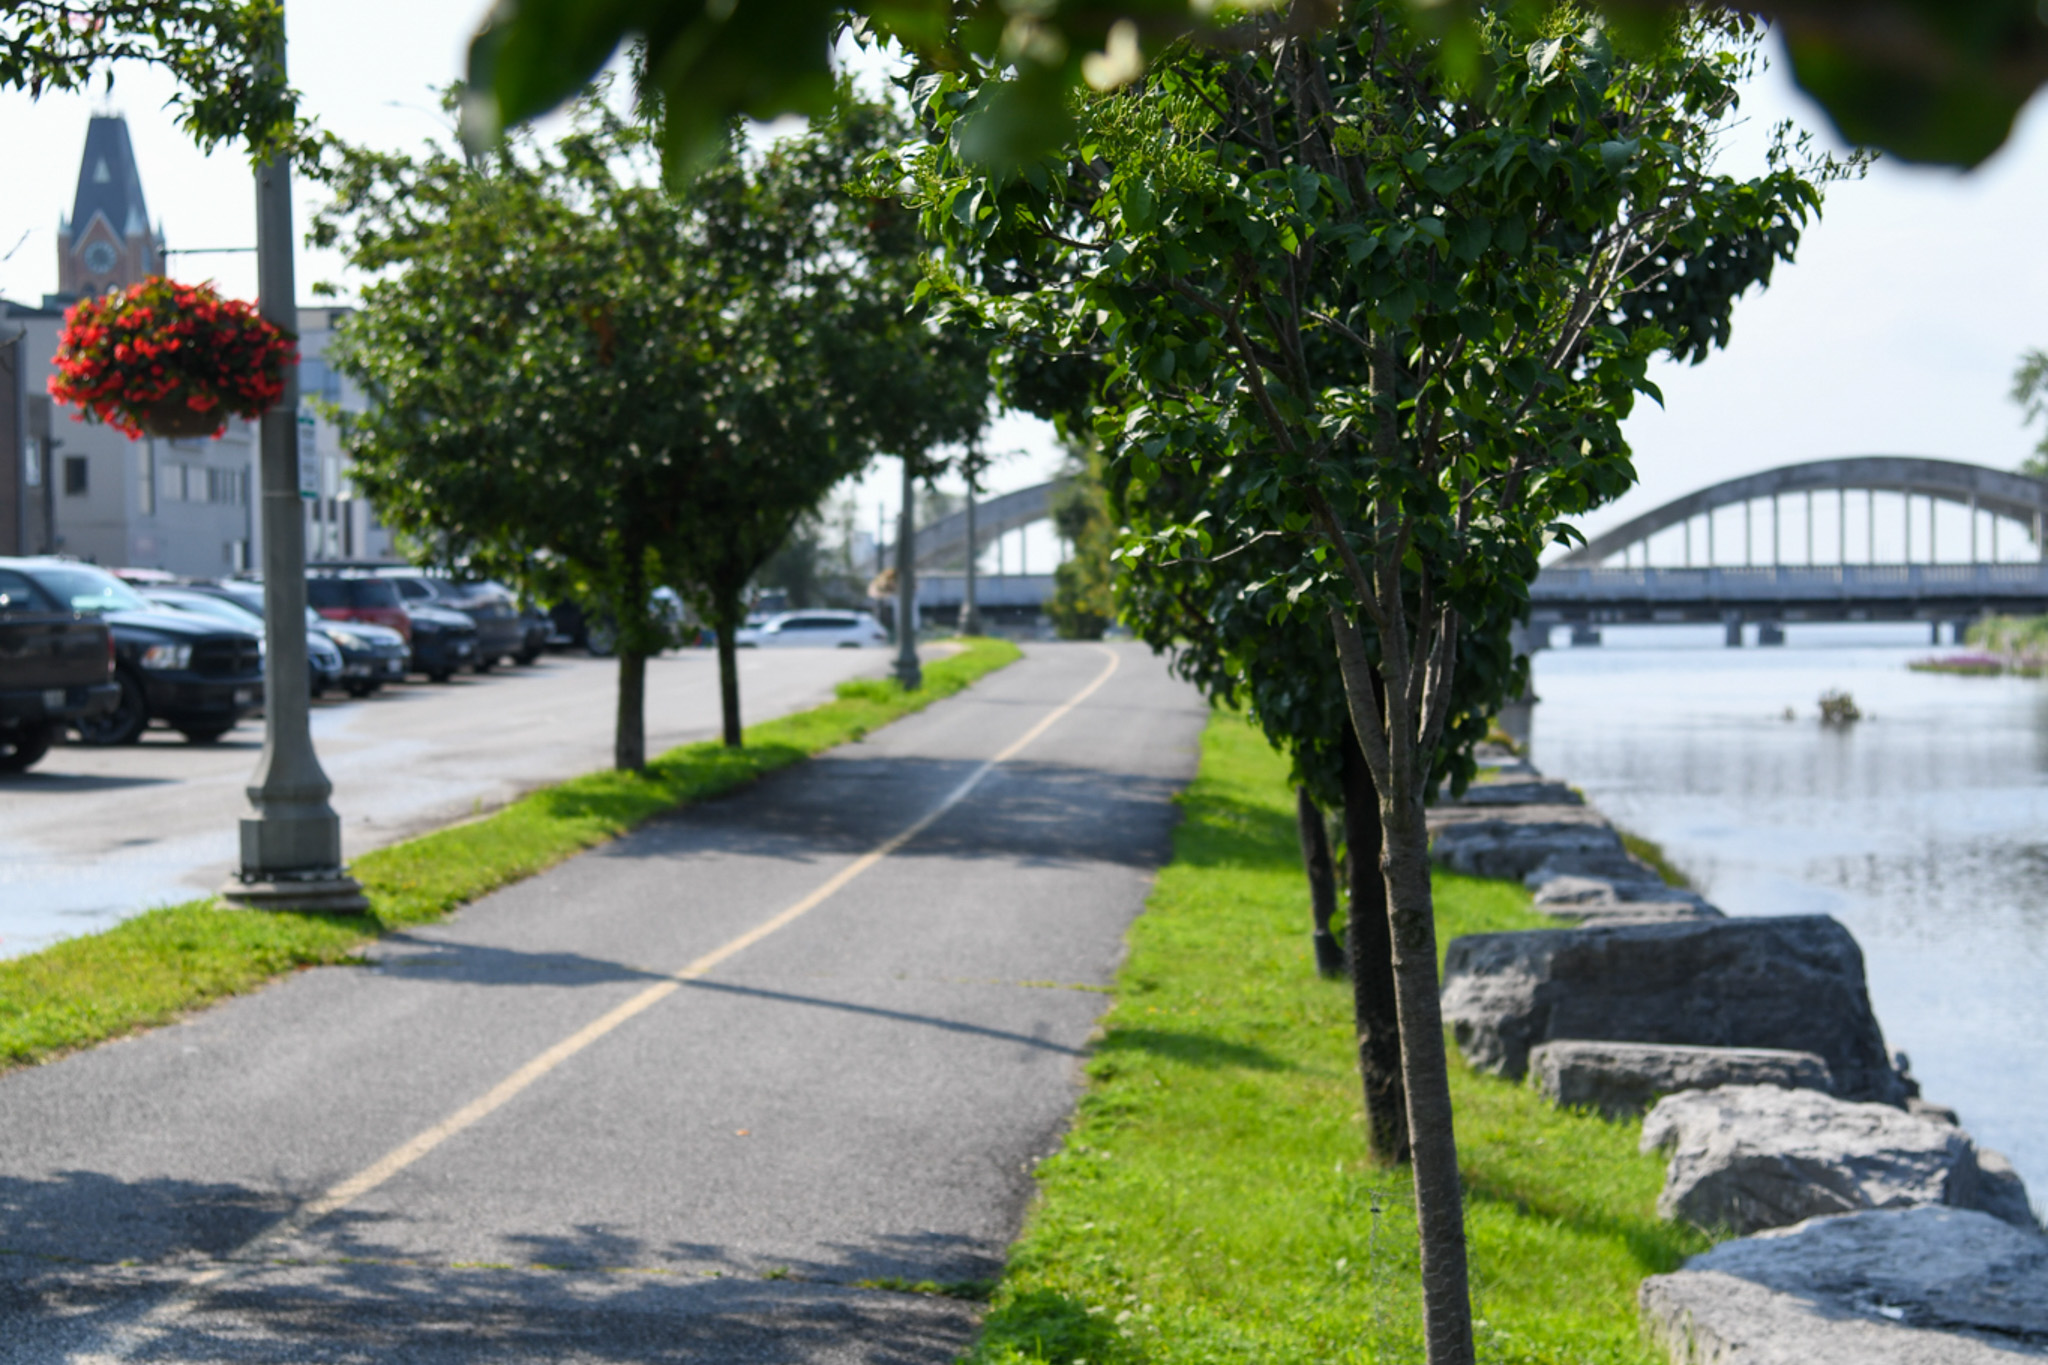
left=960, top=451, right=983, bottom=637
left=222, top=24, right=365, bottom=913
left=893, top=456, right=921, bottom=689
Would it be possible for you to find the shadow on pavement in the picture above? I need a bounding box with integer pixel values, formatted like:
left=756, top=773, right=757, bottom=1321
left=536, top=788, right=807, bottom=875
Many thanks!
left=0, top=1170, right=292, bottom=1263
left=0, top=772, right=178, bottom=793
left=4, top=1259, right=981, bottom=1364
left=613, top=756, right=1184, bottom=873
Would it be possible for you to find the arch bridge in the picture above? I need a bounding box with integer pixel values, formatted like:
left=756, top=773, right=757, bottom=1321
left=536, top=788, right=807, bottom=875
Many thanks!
left=1531, top=456, right=2048, bottom=646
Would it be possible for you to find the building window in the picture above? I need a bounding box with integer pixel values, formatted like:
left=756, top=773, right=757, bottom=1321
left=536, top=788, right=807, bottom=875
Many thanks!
left=63, top=455, right=88, bottom=496
left=24, top=438, right=41, bottom=488
left=139, top=441, right=155, bottom=516
left=204, top=468, right=249, bottom=506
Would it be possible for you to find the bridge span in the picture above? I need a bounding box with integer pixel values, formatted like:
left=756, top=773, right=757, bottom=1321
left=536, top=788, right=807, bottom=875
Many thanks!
left=1531, top=457, right=2048, bottom=647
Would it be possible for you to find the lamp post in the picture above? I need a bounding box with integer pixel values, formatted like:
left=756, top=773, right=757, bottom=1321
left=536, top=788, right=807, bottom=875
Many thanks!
left=221, top=28, right=365, bottom=913
left=960, top=451, right=983, bottom=637
left=893, top=455, right=921, bottom=690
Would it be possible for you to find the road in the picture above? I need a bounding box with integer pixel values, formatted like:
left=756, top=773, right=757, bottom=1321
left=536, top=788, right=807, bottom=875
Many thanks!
left=0, top=648, right=892, bottom=958
left=0, top=642, right=1208, bottom=1363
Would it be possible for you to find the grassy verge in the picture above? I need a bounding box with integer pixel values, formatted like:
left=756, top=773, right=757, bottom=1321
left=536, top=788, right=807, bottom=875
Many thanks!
left=970, top=709, right=1708, bottom=1365
left=0, top=638, right=1020, bottom=1072
left=1616, top=828, right=1689, bottom=889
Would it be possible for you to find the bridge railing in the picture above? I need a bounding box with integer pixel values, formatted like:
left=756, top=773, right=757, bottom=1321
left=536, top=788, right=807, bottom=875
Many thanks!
left=1531, top=563, right=2048, bottom=602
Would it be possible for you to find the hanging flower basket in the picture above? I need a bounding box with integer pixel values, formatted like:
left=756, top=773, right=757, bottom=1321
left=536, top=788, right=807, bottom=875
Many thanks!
left=48, top=276, right=296, bottom=441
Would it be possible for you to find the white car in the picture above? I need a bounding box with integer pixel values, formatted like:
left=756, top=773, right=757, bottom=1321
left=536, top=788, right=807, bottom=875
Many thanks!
left=735, top=610, right=890, bottom=649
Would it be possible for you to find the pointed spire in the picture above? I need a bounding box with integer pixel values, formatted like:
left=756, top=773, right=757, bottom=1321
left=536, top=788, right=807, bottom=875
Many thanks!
left=67, top=116, right=152, bottom=253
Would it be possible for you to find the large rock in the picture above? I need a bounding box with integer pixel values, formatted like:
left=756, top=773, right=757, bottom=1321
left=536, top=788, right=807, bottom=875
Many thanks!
left=1428, top=803, right=1623, bottom=880
left=1542, top=900, right=1726, bottom=927
left=1439, top=915, right=1909, bottom=1103
left=1523, top=848, right=1717, bottom=911
left=1530, top=1041, right=1830, bottom=1120
left=1640, top=1207, right=2048, bottom=1363
left=1641, top=1085, right=2036, bottom=1234
left=1444, top=780, right=1584, bottom=807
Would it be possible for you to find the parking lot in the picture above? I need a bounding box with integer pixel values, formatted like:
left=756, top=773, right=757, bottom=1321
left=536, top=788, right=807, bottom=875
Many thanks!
left=0, top=647, right=890, bottom=958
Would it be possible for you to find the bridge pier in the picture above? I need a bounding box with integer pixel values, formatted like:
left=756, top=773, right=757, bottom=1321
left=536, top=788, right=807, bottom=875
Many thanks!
left=1724, top=615, right=1744, bottom=648
left=1569, top=624, right=1602, bottom=647
left=1757, top=622, right=1786, bottom=647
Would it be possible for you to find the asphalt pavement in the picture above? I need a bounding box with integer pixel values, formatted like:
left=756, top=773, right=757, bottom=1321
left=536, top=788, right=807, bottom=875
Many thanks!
left=0, top=647, right=890, bottom=957
left=0, top=641, right=1209, bottom=1362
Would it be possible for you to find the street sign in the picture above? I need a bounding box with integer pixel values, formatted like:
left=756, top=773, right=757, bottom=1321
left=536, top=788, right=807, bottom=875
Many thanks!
left=297, top=411, right=319, bottom=500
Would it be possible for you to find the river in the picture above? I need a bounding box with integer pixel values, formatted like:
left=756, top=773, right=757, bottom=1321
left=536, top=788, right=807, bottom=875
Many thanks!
left=1527, top=625, right=2048, bottom=1203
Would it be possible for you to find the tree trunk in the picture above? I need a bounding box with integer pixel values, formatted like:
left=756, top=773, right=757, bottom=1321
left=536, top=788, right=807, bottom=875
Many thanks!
left=1296, top=786, right=1346, bottom=978
left=1379, top=783, right=1472, bottom=1364
left=1329, top=606, right=1472, bottom=1364
left=615, top=647, right=647, bottom=771
left=613, top=551, right=647, bottom=772
left=715, top=589, right=743, bottom=748
left=1341, top=724, right=1407, bottom=1165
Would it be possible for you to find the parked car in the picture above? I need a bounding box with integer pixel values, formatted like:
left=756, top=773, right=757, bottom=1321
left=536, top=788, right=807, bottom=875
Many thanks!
left=3, top=560, right=263, bottom=745
left=403, top=603, right=479, bottom=682
left=140, top=587, right=345, bottom=697
left=306, top=573, right=413, bottom=641
left=735, top=610, right=890, bottom=649
left=0, top=560, right=120, bottom=771
left=548, top=587, right=689, bottom=657
left=376, top=571, right=528, bottom=670
left=198, top=581, right=410, bottom=698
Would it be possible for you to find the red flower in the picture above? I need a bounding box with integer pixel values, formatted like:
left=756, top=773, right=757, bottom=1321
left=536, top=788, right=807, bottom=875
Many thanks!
left=48, top=275, right=294, bottom=439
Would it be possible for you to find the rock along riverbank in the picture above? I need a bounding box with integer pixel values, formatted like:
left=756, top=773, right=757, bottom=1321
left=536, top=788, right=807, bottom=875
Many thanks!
left=1429, top=749, right=2047, bottom=1363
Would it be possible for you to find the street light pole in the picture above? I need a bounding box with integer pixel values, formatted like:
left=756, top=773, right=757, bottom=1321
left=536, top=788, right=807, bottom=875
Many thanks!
left=960, top=454, right=982, bottom=637
left=893, top=455, right=921, bottom=690
left=222, top=27, right=365, bottom=913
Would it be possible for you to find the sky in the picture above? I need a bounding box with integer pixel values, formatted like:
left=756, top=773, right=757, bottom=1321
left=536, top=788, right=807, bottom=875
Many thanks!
left=5, top=5, right=2045, bottom=563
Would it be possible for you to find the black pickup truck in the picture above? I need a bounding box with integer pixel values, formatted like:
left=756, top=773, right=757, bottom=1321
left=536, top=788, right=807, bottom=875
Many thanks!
left=0, top=561, right=119, bottom=772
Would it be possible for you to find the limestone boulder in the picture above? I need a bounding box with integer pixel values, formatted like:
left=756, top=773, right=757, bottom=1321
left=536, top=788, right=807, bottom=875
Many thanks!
left=1543, top=901, right=1726, bottom=927
left=1443, top=780, right=1584, bottom=808
left=1641, top=1085, right=2037, bottom=1234
left=1529, top=1041, right=1830, bottom=1120
left=1523, top=848, right=1715, bottom=909
left=1640, top=1206, right=2048, bottom=1364
left=1428, top=803, right=1623, bottom=881
left=1439, top=916, right=1908, bottom=1103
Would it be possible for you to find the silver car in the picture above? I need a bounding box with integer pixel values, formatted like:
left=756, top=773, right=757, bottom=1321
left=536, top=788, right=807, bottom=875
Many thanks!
left=735, top=610, right=889, bottom=648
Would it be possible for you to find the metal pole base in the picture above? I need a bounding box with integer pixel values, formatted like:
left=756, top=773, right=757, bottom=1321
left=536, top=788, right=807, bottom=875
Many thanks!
left=219, top=869, right=369, bottom=915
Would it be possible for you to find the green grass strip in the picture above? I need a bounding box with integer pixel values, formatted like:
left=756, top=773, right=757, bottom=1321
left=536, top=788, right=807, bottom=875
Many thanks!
left=0, top=637, right=1021, bottom=1073
left=968, top=708, right=1710, bottom=1365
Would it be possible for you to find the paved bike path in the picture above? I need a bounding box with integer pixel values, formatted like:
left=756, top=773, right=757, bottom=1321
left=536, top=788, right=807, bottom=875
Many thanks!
left=0, top=642, right=1208, bottom=1363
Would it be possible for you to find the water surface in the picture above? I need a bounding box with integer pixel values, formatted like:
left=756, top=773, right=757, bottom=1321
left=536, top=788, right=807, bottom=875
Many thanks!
left=1530, top=627, right=2048, bottom=1203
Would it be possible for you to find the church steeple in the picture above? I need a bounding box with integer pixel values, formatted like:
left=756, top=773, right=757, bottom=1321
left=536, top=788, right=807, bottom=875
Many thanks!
left=56, top=115, right=164, bottom=299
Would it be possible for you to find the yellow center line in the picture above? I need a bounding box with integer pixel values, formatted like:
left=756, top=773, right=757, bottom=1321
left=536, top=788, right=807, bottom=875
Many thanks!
left=257, top=643, right=1122, bottom=1249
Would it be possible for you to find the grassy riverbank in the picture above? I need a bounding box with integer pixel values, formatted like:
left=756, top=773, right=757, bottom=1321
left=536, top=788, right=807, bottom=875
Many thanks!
left=0, top=638, right=1020, bottom=1072
left=970, top=710, right=1706, bottom=1365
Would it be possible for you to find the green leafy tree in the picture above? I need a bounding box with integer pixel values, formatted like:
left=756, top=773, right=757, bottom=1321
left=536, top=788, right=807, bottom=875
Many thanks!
left=464, top=0, right=2044, bottom=173
left=315, top=94, right=978, bottom=767
left=1, top=0, right=294, bottom=154
left=1046, top=445, right=1116, bottom=639
left=904, top=7, right=1849, bottom=1357
left=2014, top=348, right=2048, bottom=480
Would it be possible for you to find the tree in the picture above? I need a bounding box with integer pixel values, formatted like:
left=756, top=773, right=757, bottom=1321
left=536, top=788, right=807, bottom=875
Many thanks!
left=463, top=0, right=2045, bottom=174
left=2014, top=348, right=2048, bottom=480
left=1115, top=500, right=1526, bottom=1165
left=1046, top=444, right=1116, bottom=639
left=904, top=7, right=1846, bottom=1358
left=315, top=93, right=970, bottom=767
left=1, top=0, right=295, bottom=155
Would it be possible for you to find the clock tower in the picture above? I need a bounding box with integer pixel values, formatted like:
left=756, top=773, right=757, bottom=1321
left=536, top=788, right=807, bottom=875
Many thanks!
left=56, top=115, right=165, bottom=299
